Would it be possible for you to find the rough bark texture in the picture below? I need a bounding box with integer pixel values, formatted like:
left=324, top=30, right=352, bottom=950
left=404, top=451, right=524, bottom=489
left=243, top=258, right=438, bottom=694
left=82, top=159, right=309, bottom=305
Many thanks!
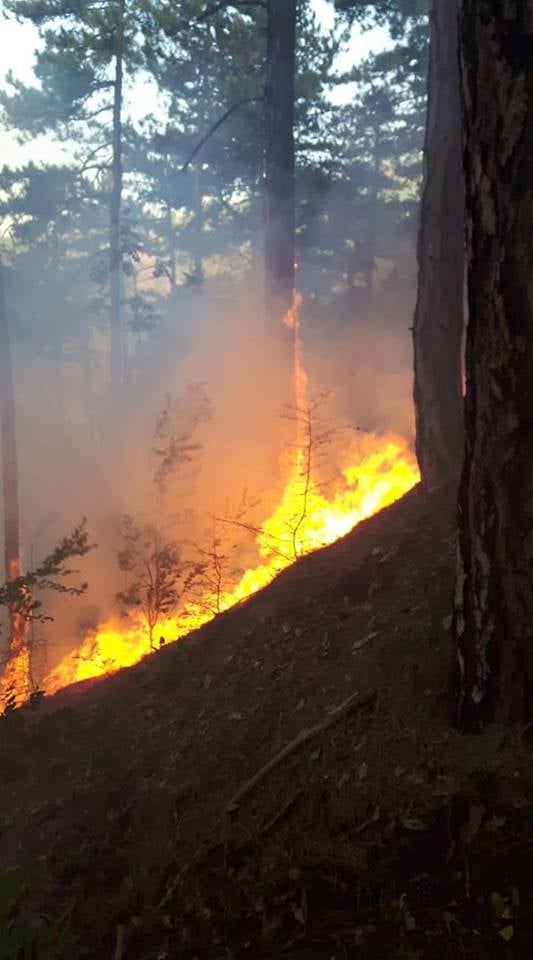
left=264, top=0, right=296, bottom=326
left=412, top=0, right=464, bottom=490
left=455, top=0, right=533, bottom=727
left=109, top=0, right=124, bottom=418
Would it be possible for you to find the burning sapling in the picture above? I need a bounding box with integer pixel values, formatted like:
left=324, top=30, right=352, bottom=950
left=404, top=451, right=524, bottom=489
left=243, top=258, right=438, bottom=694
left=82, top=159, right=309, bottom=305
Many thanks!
left=280, top=391, right=344, bottom=559
left=206, top=394, right=344, bottom=575
left=116, top=516, right=204, bottom=650
left=0, top=519, right=94, bottom=630
left=0, top=519, right=95, bottom=706
left=190, top=519, right=244, bottom=616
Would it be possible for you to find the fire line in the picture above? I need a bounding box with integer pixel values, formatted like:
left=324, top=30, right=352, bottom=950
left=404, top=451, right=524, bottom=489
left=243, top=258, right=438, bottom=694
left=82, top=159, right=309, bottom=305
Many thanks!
left=3, top=296, right=420, bottom=704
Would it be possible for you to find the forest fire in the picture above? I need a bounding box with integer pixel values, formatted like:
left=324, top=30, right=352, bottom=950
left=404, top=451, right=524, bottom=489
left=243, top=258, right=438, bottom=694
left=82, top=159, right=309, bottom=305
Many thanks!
left=43, top=435, right=418, bottom=696
left=1, top=0, right=529, bottom=952
left=0, top=292, right=420, bottom=706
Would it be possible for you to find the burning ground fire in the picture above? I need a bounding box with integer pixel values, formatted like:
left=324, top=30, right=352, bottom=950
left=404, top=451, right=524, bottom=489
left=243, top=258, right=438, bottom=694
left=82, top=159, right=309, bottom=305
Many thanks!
left=2, top=297, right=420, bottom=703
left=43, top=435, right=418, bottom=694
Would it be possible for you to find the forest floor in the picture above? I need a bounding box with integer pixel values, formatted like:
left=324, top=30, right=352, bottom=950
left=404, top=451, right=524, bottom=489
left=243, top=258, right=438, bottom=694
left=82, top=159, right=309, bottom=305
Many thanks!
left=1, top=483, right=533, bottom=959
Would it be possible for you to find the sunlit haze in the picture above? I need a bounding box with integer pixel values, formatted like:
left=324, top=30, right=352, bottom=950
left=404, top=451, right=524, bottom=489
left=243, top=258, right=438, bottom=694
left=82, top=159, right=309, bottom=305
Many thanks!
left=0, top=0, right=390, bottom=167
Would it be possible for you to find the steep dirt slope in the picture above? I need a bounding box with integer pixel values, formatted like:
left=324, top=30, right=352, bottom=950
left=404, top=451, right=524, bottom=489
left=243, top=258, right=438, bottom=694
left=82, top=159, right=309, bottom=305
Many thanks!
left=1, top=484, right=533, bottom=959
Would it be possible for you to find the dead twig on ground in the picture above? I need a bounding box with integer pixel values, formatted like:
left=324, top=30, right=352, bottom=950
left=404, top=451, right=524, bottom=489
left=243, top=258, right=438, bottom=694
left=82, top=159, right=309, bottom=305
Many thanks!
left=258, top=789, right=304, bottom=837
left=354, top=806, right=381, bottom=836
left=226, top=689, right=376, bottom=813
left=114, top=924, right=125, bottom=960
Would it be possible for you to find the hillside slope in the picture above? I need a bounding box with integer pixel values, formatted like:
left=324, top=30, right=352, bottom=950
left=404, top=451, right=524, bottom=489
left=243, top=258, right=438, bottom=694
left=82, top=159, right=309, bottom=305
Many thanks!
left=1, top=484, right=532, bottom=959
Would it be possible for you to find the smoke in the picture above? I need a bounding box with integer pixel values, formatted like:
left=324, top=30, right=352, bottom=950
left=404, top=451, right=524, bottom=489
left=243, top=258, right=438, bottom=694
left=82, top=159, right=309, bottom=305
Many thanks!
left=0, top=274, right=291, bottom=665
left=305, top=306, right=416, bottom=443
left=1, top=253, right=417, bottom=679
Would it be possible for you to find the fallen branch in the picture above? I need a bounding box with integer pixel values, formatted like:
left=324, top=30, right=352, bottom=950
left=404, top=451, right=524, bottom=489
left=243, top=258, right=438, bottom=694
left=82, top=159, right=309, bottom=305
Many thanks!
left=258, top=788, right=304, bottom=837
left=114, top=924, right=125, bottom=960
left=226, top=689, right=376, bottom=813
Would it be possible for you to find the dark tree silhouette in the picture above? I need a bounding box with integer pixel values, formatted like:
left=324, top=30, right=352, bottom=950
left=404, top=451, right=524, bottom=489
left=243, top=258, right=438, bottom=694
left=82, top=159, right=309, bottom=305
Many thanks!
left=264, top=0, right=296, bottom=324
left=0, top=261, right=23, bottom=669
left=455, top=0, right=533, bottom=727
left=412, top=0, right=464, bottom=490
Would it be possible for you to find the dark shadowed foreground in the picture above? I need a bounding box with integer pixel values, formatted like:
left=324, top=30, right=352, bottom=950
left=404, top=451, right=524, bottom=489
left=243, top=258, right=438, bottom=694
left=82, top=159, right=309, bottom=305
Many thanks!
left=1, top=485, right=533, bottom=958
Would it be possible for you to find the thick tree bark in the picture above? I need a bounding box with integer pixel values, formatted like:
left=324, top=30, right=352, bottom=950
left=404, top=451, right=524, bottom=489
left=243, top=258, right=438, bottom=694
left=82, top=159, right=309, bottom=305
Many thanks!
left=0, top=261, right=28, bottom=702
left=412, top=0, right=464, bottom=490
left=264, top=0, right=296, bottom=325
left=455, top=1, right=533, bottom=728
left=109, top=0, right=124, bottom=418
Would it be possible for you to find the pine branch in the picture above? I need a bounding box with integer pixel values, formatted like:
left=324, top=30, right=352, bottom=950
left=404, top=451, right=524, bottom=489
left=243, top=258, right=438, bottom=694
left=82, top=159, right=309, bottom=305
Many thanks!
left=78, top=103, right=113, bottom=122
left=197, top=0, right=266, bottom=22
left=0, top=519, right=95, bottom=625
left=180, top=97, right=262, bottom=172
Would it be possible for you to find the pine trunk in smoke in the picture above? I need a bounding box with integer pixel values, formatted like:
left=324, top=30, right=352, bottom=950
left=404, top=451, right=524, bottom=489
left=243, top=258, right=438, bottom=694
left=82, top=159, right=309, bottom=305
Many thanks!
left=364, top=124, right=381, bottom=302
left=454, top=1, right=533, bottom=728
left=79, top=325, right=95, bottom=442
left=412, top=0, right=464, bottom=490
left=109, top=0, right=124, bottom=419
left=0, top=263, right=20, bottom=588
left=264, top=0, right=296, bottom=324
left=166, top=205, right=177, bottom=298
left=0, top=261, right=28, bottom=696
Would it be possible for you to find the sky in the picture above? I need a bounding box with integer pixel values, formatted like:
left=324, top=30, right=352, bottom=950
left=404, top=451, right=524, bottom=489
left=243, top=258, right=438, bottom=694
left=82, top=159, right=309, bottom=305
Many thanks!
left=0, top=0, right=390, bottom=167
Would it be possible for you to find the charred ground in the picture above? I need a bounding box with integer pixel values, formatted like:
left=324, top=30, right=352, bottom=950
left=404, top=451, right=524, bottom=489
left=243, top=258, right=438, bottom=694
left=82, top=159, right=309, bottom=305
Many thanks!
left=1, top=485, right=533, bottom=958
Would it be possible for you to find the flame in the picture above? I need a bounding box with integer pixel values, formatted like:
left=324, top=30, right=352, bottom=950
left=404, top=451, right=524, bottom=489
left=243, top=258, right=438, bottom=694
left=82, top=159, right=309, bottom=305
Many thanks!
left=0, top=556, right=31, bottom=710
left=282, top=291, right=307, bottom=411
left=3, top=295, right=420, bottom=703
left=43, top=431, right=417, bottom=696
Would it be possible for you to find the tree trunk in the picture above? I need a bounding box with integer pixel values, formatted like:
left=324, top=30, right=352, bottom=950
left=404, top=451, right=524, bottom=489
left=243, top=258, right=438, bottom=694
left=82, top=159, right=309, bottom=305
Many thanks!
left=0, top=263, right=20, bottom=587
left=166, top=205, right=177, bottom=298
left=364, top=125, right=381, bottom=301
left=193, top=165, right=204, bottom=286
left=109, top=0, right=124, bottom=419
left=51, top=340, right=66, bottom=438
left=412, top=0, right=464, bottom=490
left=0, top=261, right=28, bottom=702
left=454, top=1, right=533, bottom=728
left=264, top=0, right=296, bottom=325
left=78, top=324, right=95, bottom=441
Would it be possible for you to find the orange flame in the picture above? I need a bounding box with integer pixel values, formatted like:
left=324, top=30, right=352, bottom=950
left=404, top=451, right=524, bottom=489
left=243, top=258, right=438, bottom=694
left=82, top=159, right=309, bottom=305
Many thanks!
left=43, top=432, right=418, bottom=696
left=0, top=557, right=31, bottom=710
left=283, top=291, right=308, bottom=413
left=4, top=295, right=420, bottom=702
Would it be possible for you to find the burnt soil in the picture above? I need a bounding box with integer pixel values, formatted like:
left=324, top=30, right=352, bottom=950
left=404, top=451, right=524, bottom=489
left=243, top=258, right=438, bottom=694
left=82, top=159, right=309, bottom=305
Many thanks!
left=1, top=484, right=533, bottom=959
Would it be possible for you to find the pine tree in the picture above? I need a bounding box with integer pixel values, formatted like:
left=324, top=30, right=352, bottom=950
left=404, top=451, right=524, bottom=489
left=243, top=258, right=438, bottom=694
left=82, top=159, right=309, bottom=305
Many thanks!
left=1, top=0, right=155, bottom=422
left=0, top=162, right=104, bottom=434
